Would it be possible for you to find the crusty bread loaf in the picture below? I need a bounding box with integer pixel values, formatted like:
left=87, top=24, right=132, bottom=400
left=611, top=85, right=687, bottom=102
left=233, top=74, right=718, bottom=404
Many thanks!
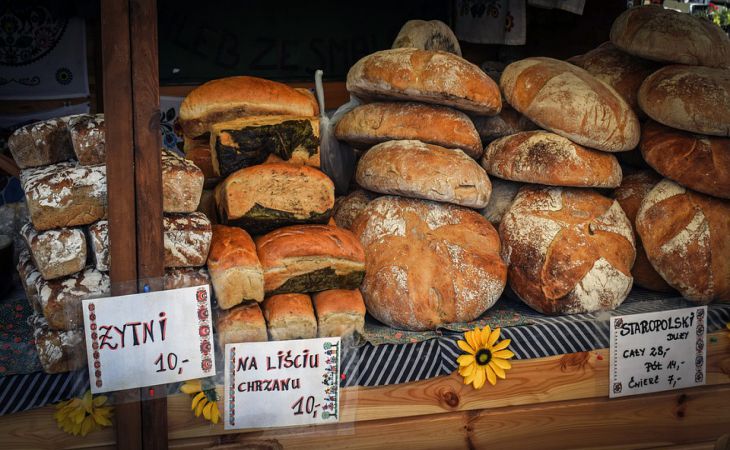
left=8, top=117, right=74, bottom=169
left=312, top=289, right=366, bottom=338
left=162, top=149, right=204, bottom=213
left=256, top=224, right=366, bottom=295
left=208, top=225, right=264, bottom=309
left=36, top=267, right=110, bottom=330
left=17, top=248, right=43, bottom=314
left=216, top=302, right=268, bottom=348
left=480, top=179, right=523, bottom=225
left=636, top=179, right=730, bottom=303
left=500, top=57, right=640, bottom=152
left=353, top=196, right=507, bottom=330
left=178, top=76, right=319, bottom=137
left=333, top=190, right=377, bottom=231
left=21, top=223, right=87, bottom=280
left=392, top=19, right=461, bottom=56
left=32, top=315, right=86, bottom=374
left=87, top=220, right=109, bottom=272
left=470, top=105, right=538, bottom=144
left=262, top=293, right=317, bottom=341
left=68, top=114, right=105, bottom=165
left=164, top=267, right=210, bottom=290
left=335, top=102, right=483, bottom=158
left=356, top=140, right=492, bottom=208
left=500, top=186, right=635, bottom=315
left=638, top=66, right=730, bottom=137
left=610, top=5, right=730, bottom=68
left=163, top=212, right=212, bottom=268
left=347, top=48, right=501, bottom=115
left=482, top=131, right=622, bottom=188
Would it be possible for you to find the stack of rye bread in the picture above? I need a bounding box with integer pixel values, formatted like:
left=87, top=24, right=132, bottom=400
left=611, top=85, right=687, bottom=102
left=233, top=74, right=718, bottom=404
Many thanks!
left=177, top=76, right=367, bottom=348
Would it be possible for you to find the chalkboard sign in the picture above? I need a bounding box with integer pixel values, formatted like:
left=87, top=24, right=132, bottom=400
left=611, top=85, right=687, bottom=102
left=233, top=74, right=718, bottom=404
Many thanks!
left=158, top=0, right=450, bottom=84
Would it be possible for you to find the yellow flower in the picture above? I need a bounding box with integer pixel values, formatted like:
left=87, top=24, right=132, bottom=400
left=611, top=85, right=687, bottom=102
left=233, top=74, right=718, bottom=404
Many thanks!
left=53, top=390, right=113, bottom=437
left=457, top=326, right=514, bottom=389
left=181, top=379, right=220, bottom=424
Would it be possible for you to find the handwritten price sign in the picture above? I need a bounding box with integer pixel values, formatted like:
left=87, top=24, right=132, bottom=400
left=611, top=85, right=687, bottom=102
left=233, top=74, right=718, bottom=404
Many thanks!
left=83, top=285, right=215, bottom=394
left=224, top=338, right=341, bottom=430
left=609, top=306, right=707, bottom=398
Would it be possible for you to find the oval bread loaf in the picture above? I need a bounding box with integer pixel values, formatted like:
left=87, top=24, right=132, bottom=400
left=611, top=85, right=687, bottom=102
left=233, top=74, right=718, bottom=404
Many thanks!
left=333, top=190, right=377, bottom=231
left=392, top=19, right=461, bottom=56
left=470, top=105, right=538, bottom=144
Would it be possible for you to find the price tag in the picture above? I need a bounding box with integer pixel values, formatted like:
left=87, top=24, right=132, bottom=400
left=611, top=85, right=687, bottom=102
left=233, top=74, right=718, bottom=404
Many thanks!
left=224, top=337, right=341, bottom=430
left=609, top=306, right=707, bottom=398
left=83, top=285, right=215, bottom=394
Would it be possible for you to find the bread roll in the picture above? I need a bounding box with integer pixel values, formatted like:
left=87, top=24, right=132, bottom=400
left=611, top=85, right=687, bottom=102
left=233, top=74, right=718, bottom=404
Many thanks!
left=353, top=196, right=507, bottom=330
left=636, top=179, right=730, bottom=303
left=215, top=163, right=334, bottom=234
left=164, top=267, right=210, bottom=290
left=347, top=48, right=501, bottom=115
left=482, top=131, right=622, bottom=188
left=21, top=223, right=87, bottom=280
left=32, top=316, right=87, bottom=374
left=207, top=225, right=264, bottom=309
left=333, top=190, right=377, bottom=231
left=68, top=114, right=105, bottom=165
left=8, top=117, right=74, bottom=169
left=36, top=267, right=110, bottom=330
left=262, top=293, right=317, bottom=341
left=163, top=212, right=212, bottom=268
left=312, top=289, right=366, bottom=338
left=162, top=149, right=204, bottom=213
left=178, top=76, right=319, bottom=137
left=335, top=102, right=483, bottom=158
left=256, top=224, right=366, bottom=295
left=392, top=19, right=461, bottom=56
left=480, top=179, right=523, bottom=225
left=216, top=302, right=268, bottom=348
left=638, top=66, right=730, bottom=137
left=500, top=57, right=640, bottom=152
left=87, top=220, right=109, bottom=272
left=610, top=5, right=730, bottom=68
left=500, top=186, right=635, bottom=315
left=356, top=140, right=492, bottom=208
left=470, top=105, right=538, bottom=144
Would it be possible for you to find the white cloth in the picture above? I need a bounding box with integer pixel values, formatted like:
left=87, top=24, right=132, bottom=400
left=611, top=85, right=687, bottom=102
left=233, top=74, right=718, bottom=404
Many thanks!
left=528, top=0, right=585, bottom=14
left=455, top=0, right=527, bottom=45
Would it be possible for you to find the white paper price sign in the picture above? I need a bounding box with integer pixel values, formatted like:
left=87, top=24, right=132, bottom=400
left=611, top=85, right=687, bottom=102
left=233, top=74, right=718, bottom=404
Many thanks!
left=224, top=337, right=341, bottom=430
left=609, top=306, right=707, bottom=398
left=82, top=285, right=215, bottom=393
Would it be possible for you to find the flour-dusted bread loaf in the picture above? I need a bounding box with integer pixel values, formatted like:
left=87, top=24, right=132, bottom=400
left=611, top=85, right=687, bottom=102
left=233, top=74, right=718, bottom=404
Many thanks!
left=163, top=212, right=212, bottom=268
left=356, top=140, right=492, bottom=208
left=392, top=19, right=461, bottom=55
left=335, top=102, right=483, bottom=158
left=208, top=225, right=264, bottom=309
left=500, top=57, right=640, bottom=152
left=215, top=302, right=268, bottom=348
left=638, top=66, right=730, bottom=137
left=36, top=267, right=110, bottom=330
left=87, top=220, right=109, bottom=272
left=178, top=76, right=319, bottom=138
left=8, top=118, right=74, bottom=169
left=17, top=248, right=43, bottom=314
left=470, top=105, right=538, bottom=144
left=21, top=162, right=107, bottom=231
left=262, top=293, right=317, bottom=341
left=500, top=186, right=635, bottom=315
left=610, top=5, right=730, bottom=68
left=353, top=196, right=507, bottom=330
left=612, top=171, right=673, bottom=292
left=256, top=224, right=366, bottom=295
left=333, top=190, right=377, bottom=231
left=67, top=114, right=105, bottom=165
left=636, top=179, right=730, bottom=303
left=21, top=223, right=87, bottom=280
left=312, top=289, right=366, bottom=338
left=480, top=179, right=523, bottom=225
left=215, top=163, right=335, bottom=234
left=32, top=316, right=87, bottom=374
left=162, top=149, right=204, bottom=213
left=164, top=267, right=210, bottom=290
left=347, top=48, right=502, bottom=116
left=482, top=131, right=622, bottom=188
left=641, top=120, right=730, bottom=199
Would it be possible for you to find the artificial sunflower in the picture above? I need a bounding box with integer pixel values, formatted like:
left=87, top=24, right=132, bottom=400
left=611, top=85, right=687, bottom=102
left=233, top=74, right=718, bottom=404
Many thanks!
left=54, top=390, right=113, bottom=437
left=457, top=326, right=514, bottom=389
left=181, top=379, right=220, bottom=424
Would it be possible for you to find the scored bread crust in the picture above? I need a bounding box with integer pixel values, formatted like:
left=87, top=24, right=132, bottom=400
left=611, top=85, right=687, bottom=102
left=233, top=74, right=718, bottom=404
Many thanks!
left=262, top=293, right=317, bottom=340
left=208, top=225, right=264, bottom=307
left=216, top=302, right=268, bottom=347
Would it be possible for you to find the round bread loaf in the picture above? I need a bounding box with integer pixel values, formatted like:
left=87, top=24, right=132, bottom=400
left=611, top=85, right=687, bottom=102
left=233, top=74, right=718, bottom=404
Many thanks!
left=500, top=186, right=636, bottom=315
left=353, top=196, right=507, bottom=331
left=335, top=102, right=483, bottom=158
left=470, top=105, right=538, bottom=144
left=612, top=171, right=674, bottom=292
left=610, top=5, right=730, bottom=69
left=346, top=48, right=502, bottom=116
left=356, top=140, right=492, bottom=208
left=392, top=20, right=461, bottom=56
left=636, top=179, right=730, bottom=303
left=641, top=120, right=730, bottom=199
left=482, top=131, right=622, bottom=188
left=333, top=190, right=377, bottom=231
left=500, top=57, right=640, bottom=152
left=638, top=66, right=730, bottom=137
left=480, top=179, right=522, bottom=225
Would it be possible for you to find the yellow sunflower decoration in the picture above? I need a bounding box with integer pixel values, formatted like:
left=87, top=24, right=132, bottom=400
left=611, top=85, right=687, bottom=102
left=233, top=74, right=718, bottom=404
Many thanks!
left=457, top=326, right=514, bottom=389
left=54, top=390, right=113, bottom=437
left=181, top=379, right=220, bottom=424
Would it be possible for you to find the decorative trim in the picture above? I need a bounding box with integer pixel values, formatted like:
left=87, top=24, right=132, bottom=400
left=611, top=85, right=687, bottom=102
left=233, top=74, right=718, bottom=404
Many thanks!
left=86, top=302, right=102, bottom=389
left=228, top=346, right=236, bottom=427
left=195, top=288, right=213, bottom=374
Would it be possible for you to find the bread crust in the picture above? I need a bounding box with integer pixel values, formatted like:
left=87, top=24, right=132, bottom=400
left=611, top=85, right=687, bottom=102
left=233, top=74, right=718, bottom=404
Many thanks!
left=208, top=225, right=264, bottom=307
left=392, top=20, right=461, bottom=56
left=262, top=293, right=317, bottom=340
left=216, top=302, right=268, bottom=348
left=312, top=289, right=366, bottom=338
left=162, top=149, right=204, bottom=213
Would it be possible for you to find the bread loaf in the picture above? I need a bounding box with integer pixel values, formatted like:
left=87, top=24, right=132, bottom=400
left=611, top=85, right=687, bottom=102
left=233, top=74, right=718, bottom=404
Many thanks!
left=36, top=267, right=110, bottom=330
left=185, top=143, right=217, bottom=181
left=163, top=267, right=210, bottom=290
left=638, top=66, right=730, bottom=137
left=32, top=316, right=86, bottom=374
left=21, top=223, right=87, bottom=280
left=480, top=179, right=522, bottom=225
left=333, top=190, right=377, bottom=231
left=636, top=179, right=730, bottom=303
left=335, top=102, right=483, bottom=158
left=208, top=225, right=264, bottom=309
left=215, top=302, right=268, bottom=348
left=179, top=76, right=319, bottom=137
left=87, top=220, right=109, bottom=272
left=215, top=163, right=334, bottom=234
left=482, top=131, right=622, bottom=188
left=353, top=196, right=507, bottom=330
left=500, top=186, right=635, bottom=315
left=356, top=140, right=492, bottom=208
left=470, top=105, right=538, bottom=144
left=262, top=293, right=317, bottom=341
left=392, top=19, right=461, bottom=55
left=347, top=48, right=502, bottom=115
left=500, top=57, right=640, bottom=152
left=8, top=118, right=74, bottom=169
left=256, top=224, right=366, bottom=295
left=17, top=248, right=43, bottom=313
left=610, top=5, right=730, bottom=68
left=163, top=212, right=212, bottom=268
left=312, top=289, right=366, bottom=338
left=162, top=149, right=204, bottom=213
left=68, top=114, right=105, bottom=165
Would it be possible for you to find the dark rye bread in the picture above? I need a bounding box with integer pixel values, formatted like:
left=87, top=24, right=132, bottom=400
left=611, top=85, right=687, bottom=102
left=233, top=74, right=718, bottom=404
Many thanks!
left=8, top=117, right=74, bottom=169
left=36, top=267, right=110, bottom=330
left=163, top=212, right=213, bottom=268
left=162, top=149, right=204, bottom=213
left=21, top=223, right=87, bottom=280
left=68, top=114, right=106, bottom=165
